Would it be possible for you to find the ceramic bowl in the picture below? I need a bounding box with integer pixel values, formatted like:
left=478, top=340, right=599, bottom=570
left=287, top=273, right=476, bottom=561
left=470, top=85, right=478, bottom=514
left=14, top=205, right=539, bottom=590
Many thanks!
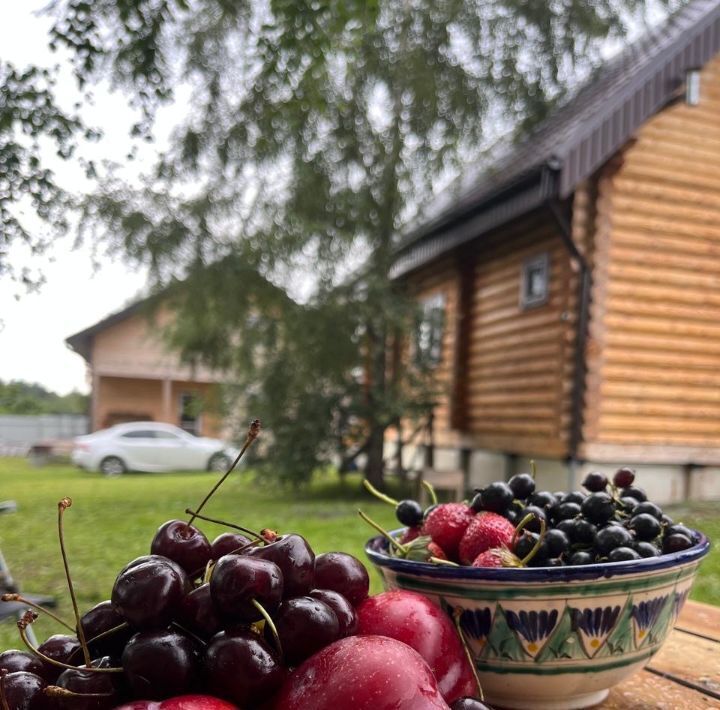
left=365, top=530, right=710, bottom=710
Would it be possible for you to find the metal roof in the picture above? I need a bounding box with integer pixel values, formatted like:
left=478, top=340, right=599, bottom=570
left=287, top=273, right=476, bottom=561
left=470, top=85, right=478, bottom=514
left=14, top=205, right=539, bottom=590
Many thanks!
left=392, top=0, right=720, bottom=278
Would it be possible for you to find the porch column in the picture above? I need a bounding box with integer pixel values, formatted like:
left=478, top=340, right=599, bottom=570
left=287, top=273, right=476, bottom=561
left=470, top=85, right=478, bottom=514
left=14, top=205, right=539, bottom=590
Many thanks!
left=90, top=371, right=100, bottom=431
left=162, top=378, right=173, bottom=423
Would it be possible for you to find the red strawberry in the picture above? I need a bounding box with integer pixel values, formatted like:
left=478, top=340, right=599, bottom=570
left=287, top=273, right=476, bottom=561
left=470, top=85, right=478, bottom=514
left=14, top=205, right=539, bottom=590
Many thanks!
left=458, top=512, right=515, bottom=565
left=400, top=526, right=422, bottom=544
left=427, top=542, right=447, bottom=561
left=422, top=503, right=475, bottom=560
left=471, top=548, right=505, bottom=567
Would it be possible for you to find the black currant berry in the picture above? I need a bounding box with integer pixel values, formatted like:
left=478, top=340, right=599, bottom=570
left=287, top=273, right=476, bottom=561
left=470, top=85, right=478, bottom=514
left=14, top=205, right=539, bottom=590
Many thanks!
left=395, top=500, right=423, bottom=527
left=561, top=491, right=586, bottom=506
left=544, top=529, right=570, bottom=557
left=663, top=533, right=693, bottom=554
left=508, top=473, right=535, bottom=500
left=551, top=502, right=582, bottom=523
left=567, top=550, right=595, bottom=566
left=613, top=467, right=635, bottom=488
left=595, top=525, right=633, bottom=556
left=633, top=501, right=663, bottom=520
left=629, top=513, right=662, bottom=541
left=634, top=541, right=660, bottom=558
left=608, top=547, right=641, bottom=562
left=581, top=492, right=615, bottom=525
left=529, top=491, right=556, bottom=509
left=621, top=486, right=647, bottom=502
left=479, top=482, right=514, bottom=514
left=582, top=471, right=608, bottom=492
left=521, top=505, right=547, bottom=533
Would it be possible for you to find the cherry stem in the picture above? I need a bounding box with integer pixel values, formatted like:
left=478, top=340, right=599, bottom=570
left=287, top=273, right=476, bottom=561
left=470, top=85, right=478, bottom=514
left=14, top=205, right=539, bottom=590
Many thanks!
left=362, top=479, right=398, bottom=506
left=0, top=593, right=75, bottom=633
left=183, top=509, right=264, bottom=540
left=357, top=510, right=407, bottom=555
left=188, top=419, right=261, bottom=528
left=530, top=459, right=536, bottom=478
left=0, top=670, right=10, bottom=710
left=16, top=614, right=123, bottom=674
left=85, top=621, right=129, bottom=647
left=252, top=599, right=282, bottom=657
left=519, top=517, right=547, bottom=567
left=57, top=498, right=92, bottom=667
left=45, top=687, right=114, bottom=698
left=422, top=480, right=438, bottom=506
left=430, top=557, right=459, bottom=566
left=452, top=608, right=484, bottom=701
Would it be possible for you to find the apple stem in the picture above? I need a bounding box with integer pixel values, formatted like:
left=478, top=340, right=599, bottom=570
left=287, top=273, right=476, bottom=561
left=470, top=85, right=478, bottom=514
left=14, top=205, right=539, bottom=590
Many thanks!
left=45, top=687, right=114, bottom=698
left=357, top=510, right=407, bottom=555
left=422, top=480, right=438, bottom=506
left=0, top=670, right=10, bottom=710
left=183, top=508, right=265, bottom=541
left=452, top=608, right=485, bottom=702
left=0, top=593, right=75, bottom=633
left=16, top=612, right=123, bottom=674
left=188, top=419, right=261, bottom=528
left=362, top=479, right=398, bottom=506
left=252, top=599, right=282, bottom=657
left=57, top=498, right=92, bottom=667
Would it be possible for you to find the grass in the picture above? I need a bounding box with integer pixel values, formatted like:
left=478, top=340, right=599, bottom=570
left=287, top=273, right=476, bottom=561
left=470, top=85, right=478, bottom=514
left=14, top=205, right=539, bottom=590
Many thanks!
left=0, top=457, right=403, bottom=649
left=0, top=457, right=717, bottom=651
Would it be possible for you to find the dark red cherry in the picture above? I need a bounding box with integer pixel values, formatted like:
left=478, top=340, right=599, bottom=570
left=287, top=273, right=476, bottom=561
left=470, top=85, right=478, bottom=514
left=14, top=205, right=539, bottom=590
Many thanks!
left=36, top=634, right=82, bottom=682
left=80, top=600, right=133, bottom=658
left=121, top=629, right=199, bottom=700
left=0, top=649, right=44, bottom=676
left=55, top=659, right=118, bottom=710
left=119, top=554, right=192, bottom=593
left=248, top=534, right=315, bottom=597
left=210, top=555, right=283, bottom=622
left=308, top=589, right=358, bottom=637
left=150, top=520, right=212, bottom=577
left=111, top=558, right=185, bottom=629
left=177, top=583, right=223, bottom=639
left=313, top=553, right=369, bottom=607
left=204, top=629, right=284, bottom=707
left=1, top=671, right=52, bottom=710
left=210, top=532, right=253, bottom=560
left=273, top=596, right=340, bottom=666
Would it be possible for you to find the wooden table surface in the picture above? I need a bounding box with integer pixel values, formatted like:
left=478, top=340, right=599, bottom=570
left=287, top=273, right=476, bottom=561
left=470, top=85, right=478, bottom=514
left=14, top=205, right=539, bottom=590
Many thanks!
left=600, top=599, right=720, bottom=708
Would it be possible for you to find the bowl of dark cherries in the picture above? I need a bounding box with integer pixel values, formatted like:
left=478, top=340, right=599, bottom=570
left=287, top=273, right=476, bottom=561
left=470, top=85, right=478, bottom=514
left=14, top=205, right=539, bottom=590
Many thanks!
left=364, top=467, right=710, bottom=710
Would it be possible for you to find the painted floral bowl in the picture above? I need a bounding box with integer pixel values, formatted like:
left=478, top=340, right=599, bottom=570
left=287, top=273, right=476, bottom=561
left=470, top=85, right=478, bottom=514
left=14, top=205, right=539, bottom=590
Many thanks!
left=365, top=530, right=710, bottom=710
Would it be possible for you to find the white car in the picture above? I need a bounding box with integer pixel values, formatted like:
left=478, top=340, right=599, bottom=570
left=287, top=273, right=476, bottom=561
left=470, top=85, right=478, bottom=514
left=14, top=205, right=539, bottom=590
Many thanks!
left=71, top=422, right=238, bottom=475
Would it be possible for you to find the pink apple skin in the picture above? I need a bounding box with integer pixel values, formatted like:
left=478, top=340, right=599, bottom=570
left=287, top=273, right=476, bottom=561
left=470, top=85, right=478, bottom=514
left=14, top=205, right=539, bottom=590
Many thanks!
left=271, top=635, right=450, bottom=710
left=356, top=590, right=477, bottom=704
left=113, top=695, right=237, bottom=710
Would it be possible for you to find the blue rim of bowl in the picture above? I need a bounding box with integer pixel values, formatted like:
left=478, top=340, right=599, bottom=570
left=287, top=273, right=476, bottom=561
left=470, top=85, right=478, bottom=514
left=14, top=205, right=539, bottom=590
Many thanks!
left=364, top=529, right=711, bottom=582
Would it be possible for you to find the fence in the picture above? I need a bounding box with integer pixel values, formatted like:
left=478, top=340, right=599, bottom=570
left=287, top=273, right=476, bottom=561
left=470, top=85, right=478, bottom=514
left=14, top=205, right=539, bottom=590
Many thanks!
left=0, top=414, right=89, bottom=456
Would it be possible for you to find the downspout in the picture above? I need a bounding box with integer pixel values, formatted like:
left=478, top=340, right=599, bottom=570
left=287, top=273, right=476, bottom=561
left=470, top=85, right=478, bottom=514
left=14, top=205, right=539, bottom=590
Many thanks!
left=542, top=162, right=591, bottom=468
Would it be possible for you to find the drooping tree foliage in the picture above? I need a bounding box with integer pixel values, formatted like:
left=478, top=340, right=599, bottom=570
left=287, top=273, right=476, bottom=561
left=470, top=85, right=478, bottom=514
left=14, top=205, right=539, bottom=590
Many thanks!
left=6, top=0, right=679, bottom=484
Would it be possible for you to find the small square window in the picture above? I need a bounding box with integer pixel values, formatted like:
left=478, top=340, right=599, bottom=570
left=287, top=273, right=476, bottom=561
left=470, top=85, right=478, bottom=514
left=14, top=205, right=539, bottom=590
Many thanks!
left=414, top=293, right=446, bottom=367
left=520, top=253, right=549, bottom=309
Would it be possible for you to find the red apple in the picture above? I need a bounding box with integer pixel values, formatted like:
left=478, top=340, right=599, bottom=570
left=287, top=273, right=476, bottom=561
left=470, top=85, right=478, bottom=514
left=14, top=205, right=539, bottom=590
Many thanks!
left=113, top=695, right=237, bottom=710
left=356, top=590, right=476, bottom=704
left=271, top=635, right=451, bottom=710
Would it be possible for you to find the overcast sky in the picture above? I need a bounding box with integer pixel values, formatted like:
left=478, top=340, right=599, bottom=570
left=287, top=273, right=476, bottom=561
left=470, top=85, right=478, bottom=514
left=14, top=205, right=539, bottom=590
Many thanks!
left=0, top=3, right=156, bottom=395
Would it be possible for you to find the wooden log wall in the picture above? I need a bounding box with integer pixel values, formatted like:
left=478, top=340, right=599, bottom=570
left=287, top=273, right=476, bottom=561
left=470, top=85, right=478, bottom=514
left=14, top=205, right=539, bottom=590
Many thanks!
left=464, top=211, right=575, bottom=458
left=581, top=54, right=720, bottom=463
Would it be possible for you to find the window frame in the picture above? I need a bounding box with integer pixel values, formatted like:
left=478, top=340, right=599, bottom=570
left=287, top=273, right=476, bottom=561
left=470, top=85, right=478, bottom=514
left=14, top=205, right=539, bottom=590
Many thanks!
left=414, top=292, right=446, bottom=368
left=520, top=252, right=550, bottom=309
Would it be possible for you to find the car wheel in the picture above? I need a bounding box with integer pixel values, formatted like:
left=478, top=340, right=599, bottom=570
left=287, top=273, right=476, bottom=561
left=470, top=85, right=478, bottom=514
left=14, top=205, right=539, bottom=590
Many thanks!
left=100, top=456, right=127, bottom=476
left=208, top=452, right=231, bottom=473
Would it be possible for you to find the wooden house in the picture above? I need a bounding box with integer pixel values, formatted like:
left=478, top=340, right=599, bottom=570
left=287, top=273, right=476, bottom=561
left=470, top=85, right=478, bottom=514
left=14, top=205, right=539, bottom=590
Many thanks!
left=66, top=298, right=225, bottom=437
left=392, top=0, right=720, bottom=503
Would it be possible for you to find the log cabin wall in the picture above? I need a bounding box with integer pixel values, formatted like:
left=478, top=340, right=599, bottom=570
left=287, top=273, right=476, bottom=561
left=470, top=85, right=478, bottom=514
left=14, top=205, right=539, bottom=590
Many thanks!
left=463, top=210, right=576, bottom=459
left=581, top=53, right=720, bottom=464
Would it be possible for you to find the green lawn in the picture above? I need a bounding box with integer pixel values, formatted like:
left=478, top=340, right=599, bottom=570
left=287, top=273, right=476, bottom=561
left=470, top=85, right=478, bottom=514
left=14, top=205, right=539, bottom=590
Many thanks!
left=0, top=458, right=717, bottom=652
left=0, top=457, right=401, bottom=649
